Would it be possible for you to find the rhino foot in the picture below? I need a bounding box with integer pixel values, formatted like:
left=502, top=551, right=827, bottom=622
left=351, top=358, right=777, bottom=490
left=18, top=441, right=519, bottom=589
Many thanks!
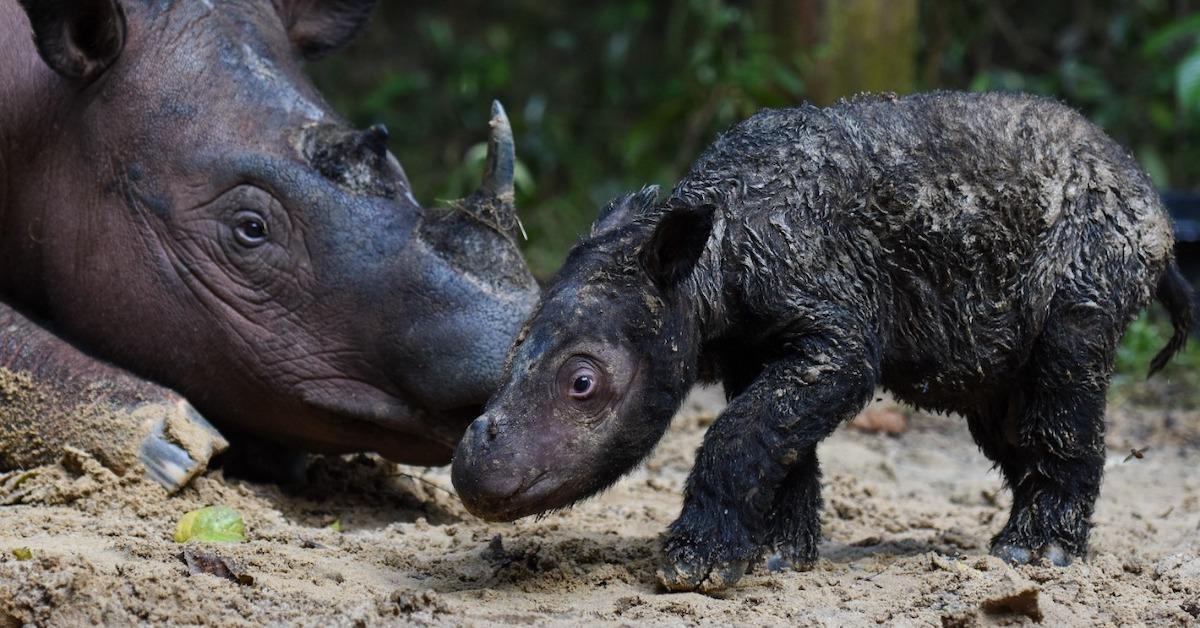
left=991, top=541, right=1074, bottom=567
left=137, top=401, right=229, bottom=492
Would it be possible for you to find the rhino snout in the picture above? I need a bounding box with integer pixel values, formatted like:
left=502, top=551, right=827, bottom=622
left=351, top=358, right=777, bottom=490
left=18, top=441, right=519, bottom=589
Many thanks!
left=452, top=414, right=529, bottom=521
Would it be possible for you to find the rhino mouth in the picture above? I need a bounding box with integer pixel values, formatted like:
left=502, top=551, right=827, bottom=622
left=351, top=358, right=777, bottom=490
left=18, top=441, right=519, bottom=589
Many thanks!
left=297, top=378, right=479, bottom=463
left=454, top=466, right=583, bottom=522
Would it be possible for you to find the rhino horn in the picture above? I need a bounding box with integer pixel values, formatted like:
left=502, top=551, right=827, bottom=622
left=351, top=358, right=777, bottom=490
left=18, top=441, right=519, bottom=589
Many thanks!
left=358, top=123, right=389, bottom=161
left=454, top=102, right=524, bottom=238
left=476, top=101, right=516, bottom=211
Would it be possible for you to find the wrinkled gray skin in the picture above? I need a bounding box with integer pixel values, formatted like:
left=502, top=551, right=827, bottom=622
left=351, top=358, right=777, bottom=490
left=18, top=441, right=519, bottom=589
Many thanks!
left=454, top=92, right=1191, bottom=592
left=0, top=0, right=537, bottom=488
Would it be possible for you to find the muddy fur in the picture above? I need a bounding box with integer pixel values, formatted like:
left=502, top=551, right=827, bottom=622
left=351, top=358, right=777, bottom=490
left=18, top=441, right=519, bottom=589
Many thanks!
left=453, top=91, right=1193, bottom=592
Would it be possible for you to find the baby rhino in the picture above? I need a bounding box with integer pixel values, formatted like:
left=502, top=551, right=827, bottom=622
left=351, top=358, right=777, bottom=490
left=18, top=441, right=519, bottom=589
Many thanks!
left=452, top=91, right=1194, bottom=592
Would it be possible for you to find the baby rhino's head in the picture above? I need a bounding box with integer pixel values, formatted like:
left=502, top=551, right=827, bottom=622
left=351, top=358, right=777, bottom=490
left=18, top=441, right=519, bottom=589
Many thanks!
left=451, top=187, right=715, bottom=521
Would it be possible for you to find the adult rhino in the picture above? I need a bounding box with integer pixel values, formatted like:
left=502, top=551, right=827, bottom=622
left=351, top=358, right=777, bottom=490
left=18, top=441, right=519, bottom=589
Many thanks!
left=0, top=0, right=538, bottom=490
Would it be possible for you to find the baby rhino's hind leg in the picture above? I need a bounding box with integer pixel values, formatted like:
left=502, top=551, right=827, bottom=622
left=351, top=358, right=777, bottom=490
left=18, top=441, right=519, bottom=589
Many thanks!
left=988, top=302, right=1118, bottom=566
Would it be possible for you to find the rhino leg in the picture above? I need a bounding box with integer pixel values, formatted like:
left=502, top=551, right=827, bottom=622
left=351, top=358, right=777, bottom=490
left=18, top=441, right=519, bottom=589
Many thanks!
left=0, top=301, right=227, bottom=492
left=659, top=328, right=879, bottom=593
left=976, top=299, right=1114, bottom=566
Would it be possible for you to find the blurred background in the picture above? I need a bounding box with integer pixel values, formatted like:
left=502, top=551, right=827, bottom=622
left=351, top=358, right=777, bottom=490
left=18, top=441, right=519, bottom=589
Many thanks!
left=311, top=0, right=1200, bottom=399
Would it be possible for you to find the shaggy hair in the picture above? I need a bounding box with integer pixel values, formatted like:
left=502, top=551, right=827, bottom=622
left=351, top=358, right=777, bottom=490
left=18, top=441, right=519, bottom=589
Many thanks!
left=460, top=91, right=1193, bottom=592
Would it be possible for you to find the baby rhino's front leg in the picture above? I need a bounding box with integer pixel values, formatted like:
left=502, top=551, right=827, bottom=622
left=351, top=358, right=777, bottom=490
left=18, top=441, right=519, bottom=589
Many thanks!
left=658, top=330, right=878, bottom=592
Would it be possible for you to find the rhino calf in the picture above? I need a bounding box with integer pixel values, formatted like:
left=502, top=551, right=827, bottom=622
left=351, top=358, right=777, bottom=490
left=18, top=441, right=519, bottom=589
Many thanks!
left=452, top=91, right=1194, bottom=592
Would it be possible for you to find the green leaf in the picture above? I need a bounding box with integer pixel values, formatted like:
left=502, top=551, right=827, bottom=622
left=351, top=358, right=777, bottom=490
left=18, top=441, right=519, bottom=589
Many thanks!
left=11, top=547, right=32, bottom=561
left=1143, top=13, right=1200, bottom=56
left=1177, top=47, right=1200, bottom=114
left=175, top=505, right=246, bottom=543
left=968, top=72, right=993, bottom=93
left=1148, top=100, right=1176, bottom=131
left=1137, top=146, right=1170, bottom=188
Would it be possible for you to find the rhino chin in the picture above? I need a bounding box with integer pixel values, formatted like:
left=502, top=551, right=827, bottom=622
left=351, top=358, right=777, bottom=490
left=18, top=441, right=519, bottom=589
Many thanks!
left=298, top=378, right=477, bottom=451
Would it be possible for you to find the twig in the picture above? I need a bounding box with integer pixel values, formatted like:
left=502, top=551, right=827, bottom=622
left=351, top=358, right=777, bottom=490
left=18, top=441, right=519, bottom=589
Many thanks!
left=390, top=471, right=456, bottom=497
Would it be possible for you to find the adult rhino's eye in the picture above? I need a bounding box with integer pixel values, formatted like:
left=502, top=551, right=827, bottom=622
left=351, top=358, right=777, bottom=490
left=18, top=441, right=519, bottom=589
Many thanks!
left=233, top=211, right=269, bottom=247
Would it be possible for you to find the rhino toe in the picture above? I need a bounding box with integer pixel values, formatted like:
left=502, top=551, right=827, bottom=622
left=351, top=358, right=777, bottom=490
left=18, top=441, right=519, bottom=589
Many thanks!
left=137, top=401, right=228, bottom=492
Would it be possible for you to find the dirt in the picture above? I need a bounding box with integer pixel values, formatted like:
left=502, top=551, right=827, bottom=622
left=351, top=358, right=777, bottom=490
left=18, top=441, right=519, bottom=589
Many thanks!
left=1, top=367, right=151, bottom=476
left=1, top=386, right=1198, bottom=626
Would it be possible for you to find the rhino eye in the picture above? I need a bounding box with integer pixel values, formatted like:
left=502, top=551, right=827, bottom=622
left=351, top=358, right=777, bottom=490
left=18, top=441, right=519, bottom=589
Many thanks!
left=572, top=374, right=593, bottom=395
left=566, top=364, right=598, bottom=400
left=233, top=211, right=269, bottom=247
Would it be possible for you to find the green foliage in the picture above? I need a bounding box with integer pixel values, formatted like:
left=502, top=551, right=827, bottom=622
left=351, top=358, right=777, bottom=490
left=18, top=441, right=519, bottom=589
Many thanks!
left=1112, top=310, right=1200, bottom=405
left=310, top=1, right=1200, bottom=281
left=311, top=0, right=806, bottom=274
left=924, top=1, right=1200, bottom=189
left=305, top=2, right=1200, bottom=392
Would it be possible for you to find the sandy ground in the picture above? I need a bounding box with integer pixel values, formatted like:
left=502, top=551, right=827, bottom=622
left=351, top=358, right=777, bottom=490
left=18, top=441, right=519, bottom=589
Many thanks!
left=1, top=387, right=1198, bottom=626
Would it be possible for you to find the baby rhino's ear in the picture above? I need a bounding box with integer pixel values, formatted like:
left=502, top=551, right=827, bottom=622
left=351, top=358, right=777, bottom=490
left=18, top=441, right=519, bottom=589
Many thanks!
left=591, top=185, right=660, bottom=237
left=639, top=203, right=715, bottom=289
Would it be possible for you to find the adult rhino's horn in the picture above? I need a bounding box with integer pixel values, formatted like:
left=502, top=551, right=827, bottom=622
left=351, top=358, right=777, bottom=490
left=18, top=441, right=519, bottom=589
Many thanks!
left=476, top=101, right=516, bottom=210
left=358, top=123, right=389, bottom=161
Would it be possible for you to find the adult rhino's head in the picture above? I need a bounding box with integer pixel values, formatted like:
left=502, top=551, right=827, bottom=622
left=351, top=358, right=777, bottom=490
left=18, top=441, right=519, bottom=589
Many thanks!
left=9, top=0, right=538, bottom=464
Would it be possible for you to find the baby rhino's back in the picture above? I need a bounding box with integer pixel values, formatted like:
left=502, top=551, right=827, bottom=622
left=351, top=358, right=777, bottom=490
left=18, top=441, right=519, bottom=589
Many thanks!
left=679, top=92, right=1173, bottom=411
left=836, top=92, right=1170, bottom=291
left=836, top=93, right=1171, bottom=406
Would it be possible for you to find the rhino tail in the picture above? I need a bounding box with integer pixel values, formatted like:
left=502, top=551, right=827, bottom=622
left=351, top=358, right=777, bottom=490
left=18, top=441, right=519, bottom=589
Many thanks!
left=1148, top=260, right=1195, bottom=377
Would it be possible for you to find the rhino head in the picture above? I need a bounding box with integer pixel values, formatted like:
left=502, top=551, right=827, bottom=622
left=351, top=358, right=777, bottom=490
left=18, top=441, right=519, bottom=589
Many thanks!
left=3, top=0, right=538, bottom=464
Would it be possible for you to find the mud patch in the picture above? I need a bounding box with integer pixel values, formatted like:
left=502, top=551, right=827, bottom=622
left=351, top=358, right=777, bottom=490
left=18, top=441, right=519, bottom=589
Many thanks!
left=1, top=367, right=150, bottom=474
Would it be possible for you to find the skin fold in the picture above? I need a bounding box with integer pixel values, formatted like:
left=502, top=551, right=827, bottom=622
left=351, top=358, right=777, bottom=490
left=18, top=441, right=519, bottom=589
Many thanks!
left=452, top=91, right=1193, bottom=592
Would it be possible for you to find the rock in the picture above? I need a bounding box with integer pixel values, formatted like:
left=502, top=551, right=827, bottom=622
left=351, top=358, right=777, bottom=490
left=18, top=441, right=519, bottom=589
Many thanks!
left=849, top=396, right=908, bottom=435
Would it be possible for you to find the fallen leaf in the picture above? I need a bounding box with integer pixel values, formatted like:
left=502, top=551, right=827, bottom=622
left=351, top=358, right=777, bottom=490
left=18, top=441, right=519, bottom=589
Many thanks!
left=175, top=505, right=245, bottom=543
left=181, top=547, right=254, bottom=586
left=1123, top=447, right=1148, bottom=463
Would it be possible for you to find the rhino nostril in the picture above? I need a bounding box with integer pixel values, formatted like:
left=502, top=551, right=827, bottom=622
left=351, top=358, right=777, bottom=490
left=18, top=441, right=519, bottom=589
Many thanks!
left=466, top=416, right=495, bottom=443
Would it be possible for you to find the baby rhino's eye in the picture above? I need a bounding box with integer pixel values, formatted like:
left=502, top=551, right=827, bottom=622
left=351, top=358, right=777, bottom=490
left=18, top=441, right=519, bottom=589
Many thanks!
left=571, top=374, right=594, bottom=396
left=565, top=362, right=598, bottom=400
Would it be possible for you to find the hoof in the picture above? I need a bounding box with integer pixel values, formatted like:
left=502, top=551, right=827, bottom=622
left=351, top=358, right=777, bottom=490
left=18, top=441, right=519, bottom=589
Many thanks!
left=137, top=401, right=228, bottom=492
left=764, top=551, right=816, bottom=573
left=991, top=543, right=1034, bottom=565
left=1041, top=542, right=1072, bottom=567
left=657, top=557, right=748, bottom=593
left=991, top=542, right=1074, bottom=567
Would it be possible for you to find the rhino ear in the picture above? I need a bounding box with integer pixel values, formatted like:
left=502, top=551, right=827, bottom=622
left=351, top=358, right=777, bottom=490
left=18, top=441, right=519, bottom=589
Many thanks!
left=279, top=0, right=379, bottom=60
left=591, top=185, right=659, bottom=237
left=19, top=0, right=127, bottom=81
left=639, top=203, right=715, bottom=289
